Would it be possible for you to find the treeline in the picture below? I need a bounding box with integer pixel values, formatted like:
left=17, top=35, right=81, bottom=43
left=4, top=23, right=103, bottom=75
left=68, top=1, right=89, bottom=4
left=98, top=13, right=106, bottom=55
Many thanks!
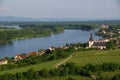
left=0, top=62, right=120, bottom=80
left=0, top=25, right=64, bottom=42
left=19, top=24, right=98, bottom=30
left=0, top=23, right=99, bottom=42
left=19, top=24, right=64, bottom=33
left=64, top=24, right=98, bottom=30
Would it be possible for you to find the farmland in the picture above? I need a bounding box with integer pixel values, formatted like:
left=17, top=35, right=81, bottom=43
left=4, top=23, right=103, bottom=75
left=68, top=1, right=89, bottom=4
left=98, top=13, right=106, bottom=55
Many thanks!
left=0, top=50, right=120, bottom=78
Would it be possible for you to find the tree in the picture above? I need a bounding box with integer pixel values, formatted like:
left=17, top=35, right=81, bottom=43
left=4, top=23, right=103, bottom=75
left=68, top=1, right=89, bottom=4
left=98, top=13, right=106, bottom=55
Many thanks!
left=39, top=69, right=50, bottom=78
left=80, top=69, right=91, bottom=76
left=49, top=68, right=61, bottom=77
left=25, top=68, right=34, bottom=79
left=106, top=41, right=115, bottom=49
left=16, top=72, right=23, bottom=79
left=112, top=74, right=120, bottom=80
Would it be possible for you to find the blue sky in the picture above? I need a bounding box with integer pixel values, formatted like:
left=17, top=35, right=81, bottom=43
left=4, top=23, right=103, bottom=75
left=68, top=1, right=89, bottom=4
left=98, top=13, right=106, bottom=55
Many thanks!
left=0, top=0, right=120, bottom=19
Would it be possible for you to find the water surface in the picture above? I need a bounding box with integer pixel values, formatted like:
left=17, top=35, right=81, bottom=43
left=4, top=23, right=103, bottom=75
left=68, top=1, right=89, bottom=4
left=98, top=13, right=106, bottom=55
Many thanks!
left=0, top=29, right=102, bottom=58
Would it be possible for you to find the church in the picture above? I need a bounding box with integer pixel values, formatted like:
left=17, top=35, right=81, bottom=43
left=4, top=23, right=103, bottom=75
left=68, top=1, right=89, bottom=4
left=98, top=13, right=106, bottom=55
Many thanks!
left=88, top=33, right=109, bottom=49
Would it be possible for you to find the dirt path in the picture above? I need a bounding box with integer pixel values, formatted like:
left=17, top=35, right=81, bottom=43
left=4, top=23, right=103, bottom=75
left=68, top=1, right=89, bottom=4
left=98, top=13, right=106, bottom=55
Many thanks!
left=55, top=55, right=73, bottom=68
left=91, top=75, right=97, bottom=80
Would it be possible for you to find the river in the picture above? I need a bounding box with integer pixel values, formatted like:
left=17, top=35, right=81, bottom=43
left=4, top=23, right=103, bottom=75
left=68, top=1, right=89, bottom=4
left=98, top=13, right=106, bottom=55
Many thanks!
left=0, top=29, right=102, bottom=58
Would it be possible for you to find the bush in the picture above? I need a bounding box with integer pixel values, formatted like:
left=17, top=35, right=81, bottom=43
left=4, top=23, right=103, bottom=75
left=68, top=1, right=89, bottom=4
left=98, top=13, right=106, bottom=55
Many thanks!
left=112, top=74, right=120, bottom=80
left=66, top=77, right=76, bottom=80
left=102, top=63, right=119, bottom=71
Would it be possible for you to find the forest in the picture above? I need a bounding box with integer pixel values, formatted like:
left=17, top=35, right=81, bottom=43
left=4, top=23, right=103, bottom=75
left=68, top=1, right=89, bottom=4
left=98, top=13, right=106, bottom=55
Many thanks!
left=0, top=25, right=64, bottom=42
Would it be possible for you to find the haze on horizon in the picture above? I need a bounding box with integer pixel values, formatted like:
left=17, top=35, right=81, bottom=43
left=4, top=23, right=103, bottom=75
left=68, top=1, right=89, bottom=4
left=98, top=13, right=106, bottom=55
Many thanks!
left=0, top=0, right=120, bottom=20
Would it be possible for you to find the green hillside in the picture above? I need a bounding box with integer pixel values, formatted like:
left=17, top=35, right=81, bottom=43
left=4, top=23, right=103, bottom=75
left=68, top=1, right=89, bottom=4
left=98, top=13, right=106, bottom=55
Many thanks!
left=0, top=50, right=120, bottom=79
left=68, top=50, right=120, bottom=66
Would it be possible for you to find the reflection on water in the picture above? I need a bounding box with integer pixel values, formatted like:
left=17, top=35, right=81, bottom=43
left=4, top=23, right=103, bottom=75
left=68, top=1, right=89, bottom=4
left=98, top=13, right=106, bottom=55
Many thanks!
left=0, top=29, right=102, bottom=58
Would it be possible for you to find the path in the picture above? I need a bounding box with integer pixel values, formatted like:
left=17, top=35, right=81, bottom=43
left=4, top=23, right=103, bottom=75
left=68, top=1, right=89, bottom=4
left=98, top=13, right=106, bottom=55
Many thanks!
left=55, top=55, right=73, bottom=68
left=91, top=75, right=97, bottom=80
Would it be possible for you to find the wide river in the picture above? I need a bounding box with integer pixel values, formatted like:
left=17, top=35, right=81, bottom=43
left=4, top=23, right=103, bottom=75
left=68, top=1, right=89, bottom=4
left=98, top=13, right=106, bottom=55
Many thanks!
left=0, top=29, right=102, bottom=58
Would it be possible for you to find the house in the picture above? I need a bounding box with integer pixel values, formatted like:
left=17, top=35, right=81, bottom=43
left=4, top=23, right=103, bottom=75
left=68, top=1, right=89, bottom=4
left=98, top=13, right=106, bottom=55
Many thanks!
left=100, top=24, right=109, bottom=29
left=102, top=30, right=106, bottom=34
left=117, top=29, right=120, bottom=33
left=92, top=42, right=107, bottom=49
left=27, top=51, right=38, bottom=57
left=0, top=59, right=8, bottom=65
left=49, top=47, right=55, bottom=51
left=45, top=49, right=52, bottom=54
left=38, top=50, right=46, bottom=55
left=14, top=54, right=23, bottom=61
left=61, top=46, right=69, bottom=50
left=88, top=33, right=109, bottom=49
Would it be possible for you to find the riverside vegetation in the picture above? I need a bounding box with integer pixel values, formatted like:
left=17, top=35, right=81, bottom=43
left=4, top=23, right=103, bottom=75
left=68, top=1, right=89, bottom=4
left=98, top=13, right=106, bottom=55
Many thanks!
left=0, top=23, right=99, bottom=43
left=0, top=25, right=64, bottom=42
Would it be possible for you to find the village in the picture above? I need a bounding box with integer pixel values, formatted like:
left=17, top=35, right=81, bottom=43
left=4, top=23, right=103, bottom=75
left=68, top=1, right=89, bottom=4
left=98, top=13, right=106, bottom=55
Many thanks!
left=0, top=25, right=119, bottom=66
left=0, top=45, right=70, bottom=65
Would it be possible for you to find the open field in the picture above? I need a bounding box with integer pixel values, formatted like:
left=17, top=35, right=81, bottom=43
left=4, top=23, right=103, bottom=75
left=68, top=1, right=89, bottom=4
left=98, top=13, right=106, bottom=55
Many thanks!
left=0, top=50, right=120, bottom=77
left=68, top=50, right=120, bottom=66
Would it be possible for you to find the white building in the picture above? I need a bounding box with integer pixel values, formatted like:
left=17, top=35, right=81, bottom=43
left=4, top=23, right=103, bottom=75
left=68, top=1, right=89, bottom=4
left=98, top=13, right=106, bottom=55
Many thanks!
left=88, top=33, right=109, bottom=49
left=0, top=59, right=8, bottom=65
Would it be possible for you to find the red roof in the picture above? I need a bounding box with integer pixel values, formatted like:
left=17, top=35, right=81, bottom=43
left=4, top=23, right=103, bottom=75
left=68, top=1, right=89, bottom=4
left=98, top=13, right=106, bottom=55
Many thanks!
left=15, top=54, right=21, bottom=57
left=28, top=51, right=37, bottom=56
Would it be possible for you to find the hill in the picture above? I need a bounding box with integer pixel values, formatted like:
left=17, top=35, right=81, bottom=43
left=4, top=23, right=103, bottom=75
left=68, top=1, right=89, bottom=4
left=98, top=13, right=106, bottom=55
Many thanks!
left=0, top=50, right=120, bottom=77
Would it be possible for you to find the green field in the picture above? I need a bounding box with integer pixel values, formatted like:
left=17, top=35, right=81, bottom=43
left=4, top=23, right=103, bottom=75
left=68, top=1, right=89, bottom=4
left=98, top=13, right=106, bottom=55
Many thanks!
left=0, top=50, right=120, bottom=79
left=68, top=50, right=120, bottom=66
left=0, top=58, right=65, bottom=75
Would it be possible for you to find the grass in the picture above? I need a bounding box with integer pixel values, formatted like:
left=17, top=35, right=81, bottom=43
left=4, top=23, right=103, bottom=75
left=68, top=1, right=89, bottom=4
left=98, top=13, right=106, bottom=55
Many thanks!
left=67, top=50, right=120, bottom=66
left=0, top=49, right=120, bottom=78
left=0, top=58, right=65, bottom=75
left=101, top=70, right=120, bottom=78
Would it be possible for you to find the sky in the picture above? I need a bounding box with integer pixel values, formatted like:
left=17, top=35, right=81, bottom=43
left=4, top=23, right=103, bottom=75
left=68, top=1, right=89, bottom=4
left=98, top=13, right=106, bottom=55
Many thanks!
left=0, top=0, right=120, bottom=19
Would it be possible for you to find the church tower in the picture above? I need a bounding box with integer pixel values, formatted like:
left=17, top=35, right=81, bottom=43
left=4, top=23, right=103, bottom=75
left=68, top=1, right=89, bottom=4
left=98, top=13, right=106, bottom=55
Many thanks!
left=89, top=33, right=94, bottom=48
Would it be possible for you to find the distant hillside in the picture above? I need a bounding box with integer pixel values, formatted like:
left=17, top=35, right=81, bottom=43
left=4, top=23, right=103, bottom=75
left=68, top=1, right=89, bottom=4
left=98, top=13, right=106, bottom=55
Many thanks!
left=0, top=16, right=40, bottom=22
left=0, top=16, right=120, bottom=22
left=0, top=16, right=84, bottom=22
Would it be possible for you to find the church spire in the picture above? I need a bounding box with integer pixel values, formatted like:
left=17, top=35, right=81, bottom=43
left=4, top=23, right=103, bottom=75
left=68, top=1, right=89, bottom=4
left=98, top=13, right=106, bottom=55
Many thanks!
left=89, top=33, right=93, bottom=41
